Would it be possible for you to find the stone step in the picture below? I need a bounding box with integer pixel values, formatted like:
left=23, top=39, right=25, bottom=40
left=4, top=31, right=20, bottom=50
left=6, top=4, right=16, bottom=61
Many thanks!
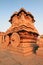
left=20, top=39, right=36, bottom=43
left=23, top=51, right=33, bottom=56
left=16, top=47, right=33, bottom=54
left=19, top=43, right=31, bottom=47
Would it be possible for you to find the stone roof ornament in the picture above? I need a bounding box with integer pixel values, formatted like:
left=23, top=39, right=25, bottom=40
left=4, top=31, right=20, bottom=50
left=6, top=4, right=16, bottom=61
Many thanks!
left=9, top=8, right=35, bottom=24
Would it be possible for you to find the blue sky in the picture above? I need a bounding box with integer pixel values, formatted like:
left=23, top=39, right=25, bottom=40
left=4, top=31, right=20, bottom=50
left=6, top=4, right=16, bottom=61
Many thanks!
left=0, top=0, right=43, bottom=34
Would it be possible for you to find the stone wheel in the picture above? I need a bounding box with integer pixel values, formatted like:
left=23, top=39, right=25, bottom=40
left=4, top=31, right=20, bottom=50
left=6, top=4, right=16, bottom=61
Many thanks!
left=11, top=33, right=20, bottom=48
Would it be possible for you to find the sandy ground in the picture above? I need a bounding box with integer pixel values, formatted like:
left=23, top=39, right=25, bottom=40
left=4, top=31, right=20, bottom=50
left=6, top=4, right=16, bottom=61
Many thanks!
left=0, top=48, right=43, bottom=65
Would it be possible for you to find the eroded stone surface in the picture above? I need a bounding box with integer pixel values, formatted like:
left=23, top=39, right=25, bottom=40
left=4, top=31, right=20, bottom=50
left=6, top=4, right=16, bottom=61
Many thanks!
left=0, top=8, right=43, bottom=65
left=0, top=8, right=39, bottom=54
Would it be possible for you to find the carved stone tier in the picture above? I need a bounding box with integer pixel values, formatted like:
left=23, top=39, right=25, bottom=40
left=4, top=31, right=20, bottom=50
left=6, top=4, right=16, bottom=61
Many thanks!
left=9, top=8, right=35, bottom=24
left=18, top=30, right=38, bottom=43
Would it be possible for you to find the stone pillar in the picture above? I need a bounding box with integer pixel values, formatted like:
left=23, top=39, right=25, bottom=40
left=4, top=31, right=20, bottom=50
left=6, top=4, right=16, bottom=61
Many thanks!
left=0, top=33, right=4, bottom=44
left=0, top=35, right=3, bottom=44
left=1, top=35, right=10, bottom=49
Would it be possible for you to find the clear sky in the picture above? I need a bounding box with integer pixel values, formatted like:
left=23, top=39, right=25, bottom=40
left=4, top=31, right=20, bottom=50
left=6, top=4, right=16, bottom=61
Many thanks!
left=0, top=0, right=43, bottom=35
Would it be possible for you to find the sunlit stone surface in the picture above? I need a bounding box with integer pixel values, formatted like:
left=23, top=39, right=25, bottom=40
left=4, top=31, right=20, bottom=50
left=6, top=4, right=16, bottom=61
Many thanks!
left=0, top=8, right=43, bottom=65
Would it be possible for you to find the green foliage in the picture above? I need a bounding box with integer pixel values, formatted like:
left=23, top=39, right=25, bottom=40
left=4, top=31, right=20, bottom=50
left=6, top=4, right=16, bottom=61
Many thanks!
left=31, top=43, right=39, bottom=54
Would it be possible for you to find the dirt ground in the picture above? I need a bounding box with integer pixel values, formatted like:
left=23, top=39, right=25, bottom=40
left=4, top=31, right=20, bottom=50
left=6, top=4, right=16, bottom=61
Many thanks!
left=0, top=47, right=43, bottom=65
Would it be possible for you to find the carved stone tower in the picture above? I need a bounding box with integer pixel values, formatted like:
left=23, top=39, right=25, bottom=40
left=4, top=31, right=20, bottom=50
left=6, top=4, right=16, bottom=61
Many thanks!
left=0, top=8, right=39, bottom=55
left=5, top=8, right=39, bottom=55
